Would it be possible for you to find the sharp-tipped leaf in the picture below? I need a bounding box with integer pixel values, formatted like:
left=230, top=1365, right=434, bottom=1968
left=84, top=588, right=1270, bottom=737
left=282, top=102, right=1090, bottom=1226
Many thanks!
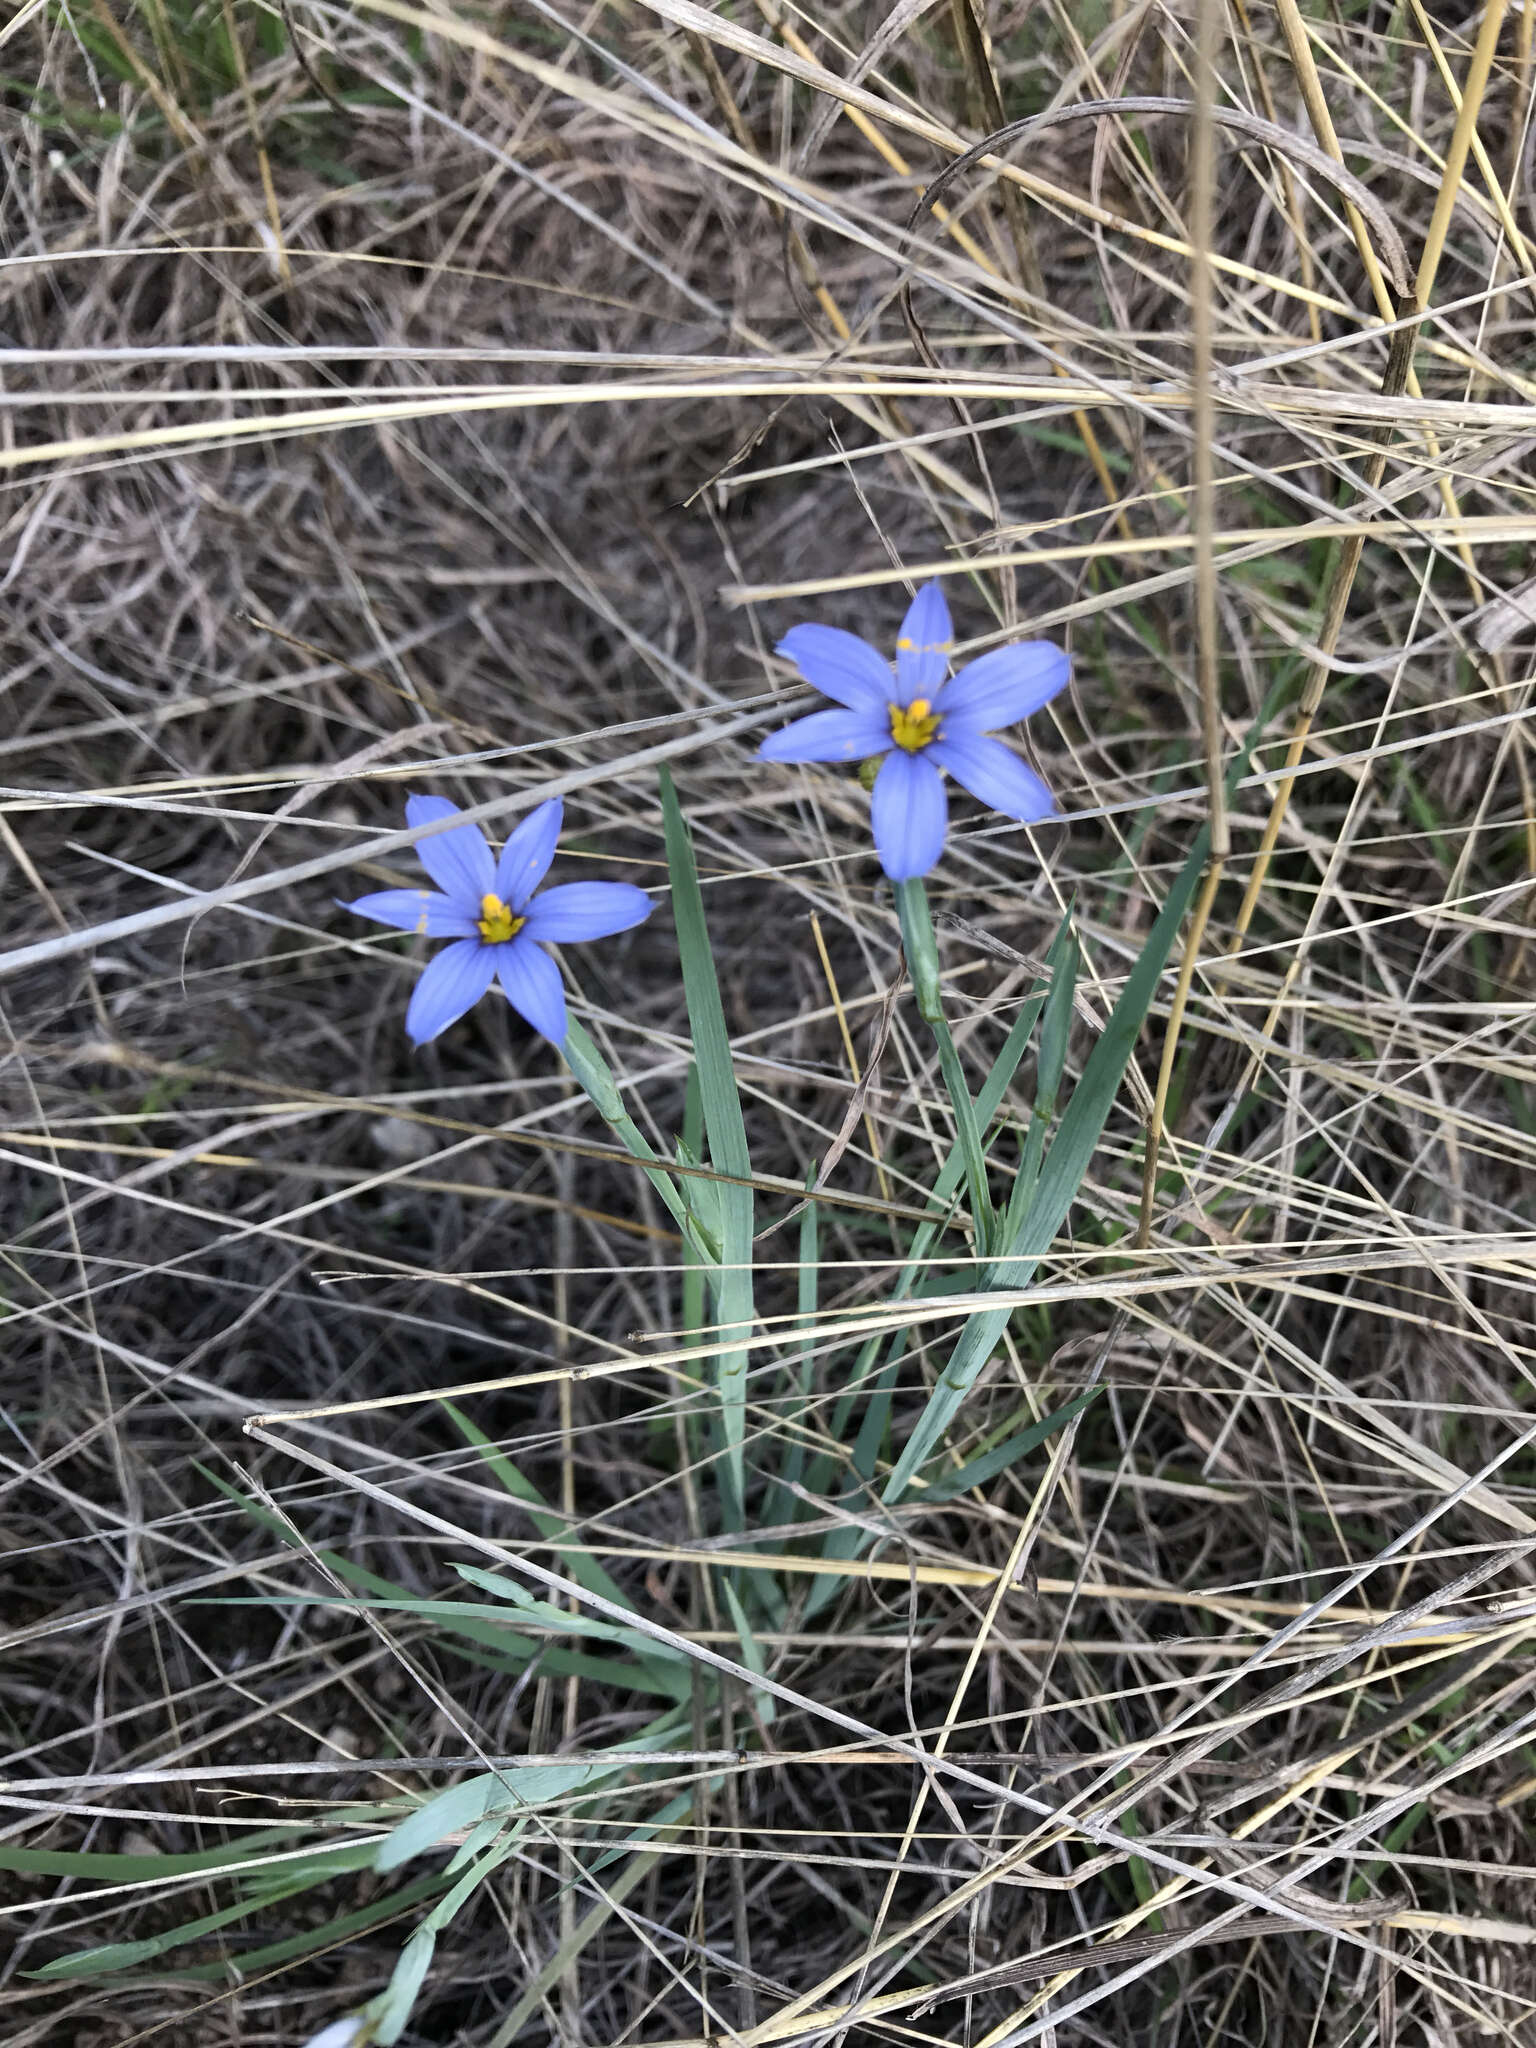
left=659, top=766, right=755, bottom=1526
left=883, top=816, right=1217, bottom=1501
left=1035, top=914, right=1079, bottom=1118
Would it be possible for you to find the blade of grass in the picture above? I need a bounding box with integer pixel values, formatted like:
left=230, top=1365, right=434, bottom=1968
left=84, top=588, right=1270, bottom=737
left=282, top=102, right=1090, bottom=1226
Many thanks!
left=882, top=818, right=1216, bottom=1502
left=914, top=1387, right=1102, bottom=1502
left=799, top=936, right=1060, bottom=1544
left=659, top=765, right=755, bottom=1526
left=896, top=874, right=995, bottom=1246
left=766, top=1180, right=819, bottom=1525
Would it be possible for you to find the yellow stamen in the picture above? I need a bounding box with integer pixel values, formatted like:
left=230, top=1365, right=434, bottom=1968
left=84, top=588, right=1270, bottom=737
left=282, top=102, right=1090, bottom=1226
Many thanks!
left=888, top=696, right=941, bottom=753
left=477, top=892, right=525, bottom=945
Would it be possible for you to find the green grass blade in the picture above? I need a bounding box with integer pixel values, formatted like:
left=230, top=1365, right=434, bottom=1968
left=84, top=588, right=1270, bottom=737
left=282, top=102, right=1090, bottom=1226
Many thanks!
left=882, top=816, right=1216, bottom=1502
left=1035, top=915, right=1080, bottom=1118
left=722, top=1578, right=776, bottom=1727
left=197, top=1467, right=680, bottom=1694
left=25, top=1854, right=377, bottom=1980
left=896, top=876, right=994, bottom=1244
left=913, top=1388, right=1102, bottom=1501
left=438, top=1403, right=634, bottom=1610
left=453, top=1563, right=693, bottom=1675
left=562, top=1014, right=705, bottom=1250
left=375, top=1719, right=684, bottom=1872
left=767, top=1182, right=819, bottom=1522
left=659, top=765, right=755, bottom=1525
left=800, top=958, right=1059, bottom=1565
left=998, top=1106, right=1048, bottom=1249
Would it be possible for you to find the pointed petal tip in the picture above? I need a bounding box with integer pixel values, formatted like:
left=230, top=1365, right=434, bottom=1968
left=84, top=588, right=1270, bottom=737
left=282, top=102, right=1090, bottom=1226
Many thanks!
left=893, top=581, right=955, bottom=703
left=773, top=622, right=893, bottom=709
left=929, top=732, right=1057, bottom=822
left=759, top=706, right=890, bottom=763
left=495, top=796, right=564, bottom=908
left=403, top=938, right=496, bottom=1045
left=522, top=881, right=653, bottom=943
left=404, top=789, right=459, bottom=824
left=406, top=795, right=495, bottom=906
left=498, top=938, right=568, bottom=1042
left=870, top=750, right=948, bottom=880
left=937, top=639, right=1069, bottom=731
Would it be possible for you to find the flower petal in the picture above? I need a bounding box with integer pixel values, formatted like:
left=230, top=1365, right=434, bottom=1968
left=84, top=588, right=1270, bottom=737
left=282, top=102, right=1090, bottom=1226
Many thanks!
left=928, top=732, right=1056, bottom=821
left=934, top=641, right=1069, bottom=733
left=776, top=623, right=893, bottom=710
left=301, top=2021, right=370, bottom=2048
left=758, top=706, right=891, bottom=764
left=404, top=938, right=496, bottom=1045
left=870, top=749, right=948, bottom=880
left=521, top=881, right=653, bottom=944
left=341, top=888, right=479, bottom=938
left=893, top=581, right=954, bottom=705
left=497, top=937, right=568, bottom=1042
left=405, top=793, right=494, bottom=906
left=494, top=797, right=563, bottom=909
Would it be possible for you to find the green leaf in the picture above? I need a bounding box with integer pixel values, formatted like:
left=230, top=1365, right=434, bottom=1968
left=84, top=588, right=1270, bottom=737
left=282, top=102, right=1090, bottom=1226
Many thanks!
left=201, top=1465, right=671, bottom=1682
left=452, top=1564, right=690, bottom=1677
left=799, top=952, right=1060, bottom=1587
left=376, top=1777, right=503, bottom=1874
left=376, top=1764, right=587, bottom=1874
left=673, top=1132, right=723, bottom=1258
left=25, top=1844, right=376, bottom=1980
left=997, top=1103, right=1047, bottom=1248
left=437, top=1410, right=631, bottom=1620
left=447, top=1813, right=510, bottom=1874
left=905, top=929, right=1059, bottom=1255
left=882, top=816, right=1217, bottom=1502
left=882, top=687, right=1278, bottom=1506
left=374, top=1723, right=685, bottom=1872
left=768, top=1177, right=819, bottom=1520
left=1035, top=914, right=1079, bottom=1118
left=915, top=1388, right=1102, bottom=1501
left=586, top=1786, right=697, bottom=1875
left=123, top=1871, right=450, bottom=1985
left=372, top=1924, right=436, bottom=2045
left=980, top=975, right=1054, bottom=1129
left=0, top=1823, right=315, bottom=1884
left=722, top=1579, right=775, bottom=1728
left=365, top=1841, right=514, bottom=2048
left=30, top=1939, right=167, bottom=1981
left=562, top=1016, right=702, bottom=1251
left=678, top=1063, right=714, bottom=1367
left=802, top=917, right=1060, bottom=1569
left=659, top=766, right=755, bottom=1524
left=896, top=876, right=994, bottom=1245
left=849, top=1345, right=904, bottom=1489
left=436, top=1409, right=692, bottom=1699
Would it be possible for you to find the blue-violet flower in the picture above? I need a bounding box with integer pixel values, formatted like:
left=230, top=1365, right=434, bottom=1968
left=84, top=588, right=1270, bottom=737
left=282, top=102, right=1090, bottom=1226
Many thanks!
left=345, top=794, right=651, bottom=1046
left=759, top=580, right=1068, bottom=879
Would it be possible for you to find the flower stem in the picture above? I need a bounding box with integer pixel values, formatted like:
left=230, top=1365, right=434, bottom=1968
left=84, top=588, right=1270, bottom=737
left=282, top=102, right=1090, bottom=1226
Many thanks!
left=893, top=877, right=995, bottom=1250
left=562, top=1016, right=714, bottom=1257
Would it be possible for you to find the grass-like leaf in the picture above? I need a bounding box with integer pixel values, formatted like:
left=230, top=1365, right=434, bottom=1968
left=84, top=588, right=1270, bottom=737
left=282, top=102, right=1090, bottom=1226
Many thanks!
left=660, top=764, right=756, bottom=1525
left=883, top=815, right=1217, bottom=1501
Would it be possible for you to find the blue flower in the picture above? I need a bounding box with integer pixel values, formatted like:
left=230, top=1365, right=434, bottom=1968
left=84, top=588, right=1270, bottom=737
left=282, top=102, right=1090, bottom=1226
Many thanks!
left=759, top=580, right=1069, bottom=879
left=344, top=794, right=652, bottom=1046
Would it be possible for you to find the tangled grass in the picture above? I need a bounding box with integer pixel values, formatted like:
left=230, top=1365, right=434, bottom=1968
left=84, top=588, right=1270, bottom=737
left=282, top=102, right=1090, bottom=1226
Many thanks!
left=4, top=0, right=1536, bottom=2043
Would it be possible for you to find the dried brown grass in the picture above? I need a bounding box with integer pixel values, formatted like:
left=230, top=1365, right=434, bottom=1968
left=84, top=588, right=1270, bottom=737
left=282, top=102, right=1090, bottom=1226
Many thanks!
left=3, top=0, right=1536, bottom=2044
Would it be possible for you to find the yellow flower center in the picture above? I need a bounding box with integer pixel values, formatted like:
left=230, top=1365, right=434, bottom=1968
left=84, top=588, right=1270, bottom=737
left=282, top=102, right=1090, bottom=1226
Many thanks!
left=888, top=696, right=941, bottom=753
left=477, top=892, right=525, bottom=945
